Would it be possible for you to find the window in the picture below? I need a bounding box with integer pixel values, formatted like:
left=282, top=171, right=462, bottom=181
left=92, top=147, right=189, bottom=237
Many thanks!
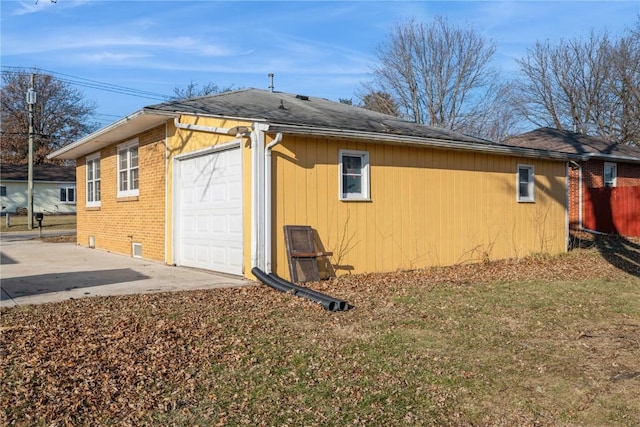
left=604, top=162, right=617, bottom=187
left=339, top=149, right=370, bottom=200
left=60, top=187, right=76, bottom=203
left=117, top=139, right=139, bottom=197
left=0, top=186, right=6, bottom=197
left=86, top=153, right=101, bottom=207
left=517, top=164, right=535, bottom=202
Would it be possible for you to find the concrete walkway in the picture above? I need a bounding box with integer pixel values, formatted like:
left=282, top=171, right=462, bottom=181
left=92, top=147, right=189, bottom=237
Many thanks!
left=1, top=235, right=251, bottom=308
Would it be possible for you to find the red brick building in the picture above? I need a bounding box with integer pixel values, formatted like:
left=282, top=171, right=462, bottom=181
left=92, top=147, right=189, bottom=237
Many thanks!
left=503, top=128, right=640, bottom=237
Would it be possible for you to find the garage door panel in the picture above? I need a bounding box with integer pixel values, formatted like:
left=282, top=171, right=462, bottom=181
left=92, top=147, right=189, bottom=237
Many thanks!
left=176, top=148, right=243, bottom=275
left=196, top=245, right=210, bottom=263
left=229, top=214, right=242, bottom=234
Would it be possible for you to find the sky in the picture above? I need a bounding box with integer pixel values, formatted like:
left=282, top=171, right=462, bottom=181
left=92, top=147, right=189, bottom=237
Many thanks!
left=2, top=0, right=639, bottom=128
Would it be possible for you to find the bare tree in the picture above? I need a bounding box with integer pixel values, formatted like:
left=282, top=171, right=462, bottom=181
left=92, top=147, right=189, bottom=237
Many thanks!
left=463, top=81, right=526, bottom=142
left=368, top=17, right=503, bottom=138
left=513, top=22, right=639, bottom=145
left=1, top=69, right=97, bottom=165
left=514, top=31, right=612, bottom=132
left=172, top=81, right=235, bottom=99
left=357, top=87, right=400, bottom=117
left=606, top=21, right=640, bottom=145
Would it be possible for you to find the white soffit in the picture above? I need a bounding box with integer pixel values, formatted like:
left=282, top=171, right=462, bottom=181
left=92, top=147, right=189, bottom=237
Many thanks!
left=49, top=111, right=174, bottom=160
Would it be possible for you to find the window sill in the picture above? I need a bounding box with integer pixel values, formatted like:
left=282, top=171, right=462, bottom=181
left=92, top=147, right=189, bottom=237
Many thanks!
left=85, top=206, right=101, bottom=211
left=340, top=197, right=372, bottom=202
left=517, top=199, right=535, bottom=203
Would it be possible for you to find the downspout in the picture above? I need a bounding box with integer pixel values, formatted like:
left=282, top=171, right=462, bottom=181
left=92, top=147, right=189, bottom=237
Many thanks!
left=164, top=121, right=169, bottom=265
left=251, top=123, right=267, bottom=270
left=264, top=132, right=283, bottom=273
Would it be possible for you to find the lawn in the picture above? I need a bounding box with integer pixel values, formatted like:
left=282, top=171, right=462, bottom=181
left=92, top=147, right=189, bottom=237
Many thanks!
left=1, top=235, right=639, bottom=426
left=0, top=214, right=76, bottom=232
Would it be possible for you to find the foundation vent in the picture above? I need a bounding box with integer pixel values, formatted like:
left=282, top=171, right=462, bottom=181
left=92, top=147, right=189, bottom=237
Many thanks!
left=132, top=242, right=142, bottom=258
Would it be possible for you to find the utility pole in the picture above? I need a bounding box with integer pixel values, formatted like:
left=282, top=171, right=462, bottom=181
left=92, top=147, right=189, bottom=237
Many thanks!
left=27, top=74, right=36, bottom=230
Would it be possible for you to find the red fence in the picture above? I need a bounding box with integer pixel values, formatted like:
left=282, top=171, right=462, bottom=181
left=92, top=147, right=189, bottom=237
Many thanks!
left=583, top=186, right=640, bottom=237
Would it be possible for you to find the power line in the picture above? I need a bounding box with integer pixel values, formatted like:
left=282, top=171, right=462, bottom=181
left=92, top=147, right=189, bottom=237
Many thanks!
left=1, top=66, right=172, bottom=101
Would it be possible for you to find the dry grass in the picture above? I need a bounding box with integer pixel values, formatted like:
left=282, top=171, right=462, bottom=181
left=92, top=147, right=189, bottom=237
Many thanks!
left=0, top=214, right=76, bottom=233
left=1, top=234, right=639, bottom=426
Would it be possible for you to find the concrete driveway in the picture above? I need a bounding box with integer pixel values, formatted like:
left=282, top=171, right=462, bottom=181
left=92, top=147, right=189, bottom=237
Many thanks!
left=1, top=234, right=251, bottom=307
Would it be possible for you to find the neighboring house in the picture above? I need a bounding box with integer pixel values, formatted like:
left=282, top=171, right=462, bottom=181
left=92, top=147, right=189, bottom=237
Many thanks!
left=0, top=163, right=77, bottom=215
left=49, top=89, right=579, bottom=281
left=503, top=128, right=640, bottom=237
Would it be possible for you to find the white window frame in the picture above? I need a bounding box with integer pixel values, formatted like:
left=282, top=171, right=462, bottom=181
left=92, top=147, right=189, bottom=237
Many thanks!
left=339, top=149, right=370, bottom=201
left=117, top=139, right=139, bottom=198
left=517, top=164, right=535, bottom=203
left=86, top=152, right=101, bottom=207
left=604, top=162, right=617, bottom=187
left=60, top=187, right=76, bottom=204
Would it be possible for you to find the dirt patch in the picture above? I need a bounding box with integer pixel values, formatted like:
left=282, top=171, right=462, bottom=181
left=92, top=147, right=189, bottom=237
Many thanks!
left=38, top=234, right=77, bottom=244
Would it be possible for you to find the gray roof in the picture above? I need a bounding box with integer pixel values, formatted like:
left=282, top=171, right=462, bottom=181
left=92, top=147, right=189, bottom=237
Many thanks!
left=502, top=127, right=640, bottom=163
left=0, top=163, right=76, bottom=182
left=50, top=89, right=585, bottom=162
left=145, top=88, right=491, bottom=145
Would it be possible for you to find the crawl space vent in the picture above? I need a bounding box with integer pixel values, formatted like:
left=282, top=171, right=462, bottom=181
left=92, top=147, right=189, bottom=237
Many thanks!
left=132, top=242, right=142, bottom=258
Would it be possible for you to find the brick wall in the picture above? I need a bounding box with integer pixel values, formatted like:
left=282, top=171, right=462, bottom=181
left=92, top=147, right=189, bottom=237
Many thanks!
left=76, top=124, right=167, bottom=262
left=568, top=164, right=580, bottom=229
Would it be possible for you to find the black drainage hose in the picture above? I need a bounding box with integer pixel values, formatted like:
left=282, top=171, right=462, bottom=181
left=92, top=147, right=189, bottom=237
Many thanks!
left=252, top=267, right=350, bottom=311
left=267, top=273, right=350, bottom=312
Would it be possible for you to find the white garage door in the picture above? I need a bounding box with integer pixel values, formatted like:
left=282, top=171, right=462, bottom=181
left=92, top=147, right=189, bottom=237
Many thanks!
left=176, top=147, right=243, bottom=275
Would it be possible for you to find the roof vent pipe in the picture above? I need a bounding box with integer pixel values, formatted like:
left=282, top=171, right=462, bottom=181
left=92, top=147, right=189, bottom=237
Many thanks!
left=268, top=73, right=274, bottom=92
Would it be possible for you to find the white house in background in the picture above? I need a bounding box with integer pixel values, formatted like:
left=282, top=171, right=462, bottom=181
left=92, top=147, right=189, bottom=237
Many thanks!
left=0, top=163, right=76, bottom=215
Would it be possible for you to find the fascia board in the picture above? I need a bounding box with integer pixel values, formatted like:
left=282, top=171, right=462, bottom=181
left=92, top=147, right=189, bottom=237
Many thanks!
left=584, top=153, right=640, bottom=164
left=267, top=124, right=585, bottom=162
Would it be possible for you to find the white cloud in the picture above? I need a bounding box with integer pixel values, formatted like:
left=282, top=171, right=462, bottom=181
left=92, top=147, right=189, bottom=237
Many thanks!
left=11, top=0, right=91, bottom=16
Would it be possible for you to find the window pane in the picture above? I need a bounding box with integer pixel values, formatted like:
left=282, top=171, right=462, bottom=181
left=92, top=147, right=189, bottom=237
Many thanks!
left=131, top=168, right=139, bottom=190
left=120, top=170, right=128, bottom=191
left=88, top=182, right=94, bottom=202
left=343, top=156, right=361, bottom=174
left=130, top=147, right=138, bottom=168
left=519, top=182, right=529, bottom=198
left=95, top=181, right=101, bottom=201
left=87, top=160, right=94, bottom=180
left=119, top=151, right=128, bottom=170
left=68, top=188, right=75, bottom=202
left=95, top=160, right=100, bottom=179
left=0, top=186, right=6, bottom=197
left=60, top=188, right=67, bottom=202
left=343, top=175, right=362, bottom=194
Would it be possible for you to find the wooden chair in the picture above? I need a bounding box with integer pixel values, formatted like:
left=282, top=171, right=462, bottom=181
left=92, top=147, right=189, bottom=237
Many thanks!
left=283, top=225, right=333, bottom=283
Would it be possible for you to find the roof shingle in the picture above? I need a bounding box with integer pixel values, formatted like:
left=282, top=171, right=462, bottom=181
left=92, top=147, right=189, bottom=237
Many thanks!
left=502, top=127, right=640, bottom=161
left=145, top=88, right=492, bottom=145
left=0, top=164, right=76, bottom=182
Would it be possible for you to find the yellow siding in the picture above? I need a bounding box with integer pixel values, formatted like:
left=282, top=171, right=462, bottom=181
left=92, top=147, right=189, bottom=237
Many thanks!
left=77, top=115, right=567, bottom=282
left=270, top=136, right=567, bottom=280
